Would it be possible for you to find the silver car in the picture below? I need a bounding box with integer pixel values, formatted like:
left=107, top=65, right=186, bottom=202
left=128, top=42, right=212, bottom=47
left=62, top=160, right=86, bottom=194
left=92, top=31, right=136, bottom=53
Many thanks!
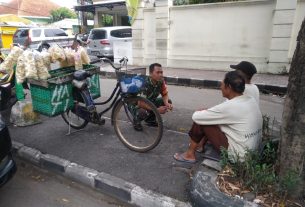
left=87, top=26, right=132, bottom=58
left=13, top=28, right=74, bottom=51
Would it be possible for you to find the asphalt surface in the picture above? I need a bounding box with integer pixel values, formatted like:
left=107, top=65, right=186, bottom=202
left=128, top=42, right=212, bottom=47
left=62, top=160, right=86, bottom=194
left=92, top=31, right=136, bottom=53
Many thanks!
left=7, top=78, right=284, bottom=202
left=0, top=159, right=126, bottom=207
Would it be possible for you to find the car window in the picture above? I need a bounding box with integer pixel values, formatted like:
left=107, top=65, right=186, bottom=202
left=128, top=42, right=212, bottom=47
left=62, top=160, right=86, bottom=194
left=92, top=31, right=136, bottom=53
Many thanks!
left=44, top=29, right=68, bottom=37
left=31, top=29, right=41, bottom=37
left=89, top=30, right=107, bottom=40
left=110, top=29, right=132, bottom=38
left=14, top=29, right=28, bottom=38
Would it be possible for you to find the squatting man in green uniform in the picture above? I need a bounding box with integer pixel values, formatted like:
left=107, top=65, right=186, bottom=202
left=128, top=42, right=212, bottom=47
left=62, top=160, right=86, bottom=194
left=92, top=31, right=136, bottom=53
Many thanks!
left=134, top=63, right=173, bottom=131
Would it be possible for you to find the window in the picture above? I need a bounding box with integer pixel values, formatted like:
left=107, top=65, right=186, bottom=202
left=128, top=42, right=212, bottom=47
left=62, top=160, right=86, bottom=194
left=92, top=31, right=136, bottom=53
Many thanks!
left=89, top=30, right=107, bottom=40
left=31, top=29, right=41, bottom=37
left=110, top=29, right=132, bottom=38
left=14, top=29, right=29, bottom=38
left=44, top=29, right=68, bottom=37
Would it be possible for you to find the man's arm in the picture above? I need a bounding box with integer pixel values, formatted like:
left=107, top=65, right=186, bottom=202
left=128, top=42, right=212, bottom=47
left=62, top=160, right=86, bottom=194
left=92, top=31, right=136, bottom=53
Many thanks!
left=162, top=93, right=173, bottom=110
left=161, top=81, right=173, bottom=110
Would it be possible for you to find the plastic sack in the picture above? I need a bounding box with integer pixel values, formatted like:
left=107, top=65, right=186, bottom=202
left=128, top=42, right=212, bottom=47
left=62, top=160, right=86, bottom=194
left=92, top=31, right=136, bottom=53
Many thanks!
left=33, top=51, right=50, bottom=80
left=23, top=50, right=38, bottom=80
left=16, top=54, right=26, bottom=84
left=0, top=46, right=23, bottom=74
left=10, top=100, right=41, bottom=127
left=120, top=76, right=145, bottom=94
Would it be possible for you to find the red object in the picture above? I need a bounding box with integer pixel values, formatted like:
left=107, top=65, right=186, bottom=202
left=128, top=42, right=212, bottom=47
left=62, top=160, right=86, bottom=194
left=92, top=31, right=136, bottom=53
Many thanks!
left=100, top=39, right=110, bottom=45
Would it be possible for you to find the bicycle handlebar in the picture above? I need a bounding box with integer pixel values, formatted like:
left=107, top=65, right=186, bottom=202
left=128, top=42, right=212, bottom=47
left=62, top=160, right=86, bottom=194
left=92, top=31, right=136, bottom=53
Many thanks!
left=100, top=57, right=128, bottom=71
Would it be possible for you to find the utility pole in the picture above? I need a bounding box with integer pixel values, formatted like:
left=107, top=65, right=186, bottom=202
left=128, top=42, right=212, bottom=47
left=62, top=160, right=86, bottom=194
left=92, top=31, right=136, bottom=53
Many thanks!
left=79, top=0, right=88, bottom=33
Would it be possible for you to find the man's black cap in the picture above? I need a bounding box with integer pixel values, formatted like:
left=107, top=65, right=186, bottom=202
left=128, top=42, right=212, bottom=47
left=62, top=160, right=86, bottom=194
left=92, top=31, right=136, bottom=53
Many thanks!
left=230, top=61, right=257, bottom=78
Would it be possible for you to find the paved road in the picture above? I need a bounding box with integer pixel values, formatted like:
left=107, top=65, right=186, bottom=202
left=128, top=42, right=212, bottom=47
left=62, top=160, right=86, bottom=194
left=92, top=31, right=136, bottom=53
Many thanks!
left=100, top=79, right=284, bottom=132
left=8, top=78, right=284, bottom=202
left=0, top=159, right=126, bottom=207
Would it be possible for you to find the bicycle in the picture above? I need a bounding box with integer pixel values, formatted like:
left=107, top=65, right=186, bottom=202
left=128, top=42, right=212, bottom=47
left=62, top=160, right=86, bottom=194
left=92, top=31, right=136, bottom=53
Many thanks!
left=61, top=57, right=163, bottom=152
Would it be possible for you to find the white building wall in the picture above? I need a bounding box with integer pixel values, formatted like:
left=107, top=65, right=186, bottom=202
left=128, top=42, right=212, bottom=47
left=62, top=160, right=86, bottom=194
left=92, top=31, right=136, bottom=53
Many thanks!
left=168, top=0, right=275, bottom=73
left=132, top=0, right=305, bottom=74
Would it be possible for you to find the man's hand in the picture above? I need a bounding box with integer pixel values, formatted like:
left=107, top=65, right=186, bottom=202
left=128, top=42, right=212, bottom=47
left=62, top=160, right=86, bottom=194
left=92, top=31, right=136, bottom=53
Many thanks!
left=165, top=102, right=173, bottom=111
left=158, top=106, right=168, bottom=114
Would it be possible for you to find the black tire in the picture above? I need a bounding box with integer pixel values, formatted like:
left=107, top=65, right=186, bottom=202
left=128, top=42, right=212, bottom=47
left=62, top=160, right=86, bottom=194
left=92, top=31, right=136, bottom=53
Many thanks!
left=61, top=94, right=89, bottom=130
left=113, top=96, right=163, bottom=152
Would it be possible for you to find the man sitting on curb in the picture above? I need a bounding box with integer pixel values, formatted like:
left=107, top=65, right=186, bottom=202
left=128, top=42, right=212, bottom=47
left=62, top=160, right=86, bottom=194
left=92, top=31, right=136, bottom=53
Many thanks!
left=134, top=63, right=173, bottom=131
left=174, top=71, right=262, bottom=163
left=231, top=61, right=260, bottom=104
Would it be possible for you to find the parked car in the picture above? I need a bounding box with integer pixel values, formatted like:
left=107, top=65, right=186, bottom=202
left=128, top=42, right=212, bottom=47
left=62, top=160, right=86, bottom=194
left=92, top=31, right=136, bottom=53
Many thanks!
left=87, top=26, right=132, bottom=58
left=0, top=114, right=16, bottom=187
left=13, top=27, right=74, bottom=51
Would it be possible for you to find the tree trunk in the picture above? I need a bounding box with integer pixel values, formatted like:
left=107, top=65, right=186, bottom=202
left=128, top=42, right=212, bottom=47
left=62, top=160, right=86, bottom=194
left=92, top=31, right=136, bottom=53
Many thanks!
left=279, top=18, right=305, bottom=198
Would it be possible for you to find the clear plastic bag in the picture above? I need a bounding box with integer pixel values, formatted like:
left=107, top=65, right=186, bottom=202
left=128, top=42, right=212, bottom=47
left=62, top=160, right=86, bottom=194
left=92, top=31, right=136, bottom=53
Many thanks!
left=16, top=54, right=26, bottom=84
left=23, top=50, right=38, bottom=80
left=0, top=46, right=23, bottom=74
left=48, top=45, right=65, bottom=63
left=40, top=49, right=52, bottom=70
left=34, top=51, right=50, bottom=80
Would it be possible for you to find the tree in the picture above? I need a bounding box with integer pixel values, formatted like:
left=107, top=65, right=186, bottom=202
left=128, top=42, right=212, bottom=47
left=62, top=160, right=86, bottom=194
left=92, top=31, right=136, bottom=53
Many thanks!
left=50, top=7, right=77, bottom=22
left=279, top=18, right=305, bottom=199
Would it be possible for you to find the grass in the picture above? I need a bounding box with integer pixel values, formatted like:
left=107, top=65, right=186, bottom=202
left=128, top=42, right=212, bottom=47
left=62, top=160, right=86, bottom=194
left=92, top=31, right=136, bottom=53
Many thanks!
left=217, top=115, right=302, bottom=207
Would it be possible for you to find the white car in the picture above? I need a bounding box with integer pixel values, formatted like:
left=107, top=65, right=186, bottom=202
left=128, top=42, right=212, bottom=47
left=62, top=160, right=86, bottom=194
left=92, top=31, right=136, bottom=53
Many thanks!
left=87, top=26, right=132, bottom=58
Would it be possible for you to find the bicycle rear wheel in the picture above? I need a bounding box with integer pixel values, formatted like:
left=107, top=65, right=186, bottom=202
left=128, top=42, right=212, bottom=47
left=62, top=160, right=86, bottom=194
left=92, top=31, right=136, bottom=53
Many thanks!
left=61, top=94, right=89, bottom=130
left=113, top=96, right=163, bottom=152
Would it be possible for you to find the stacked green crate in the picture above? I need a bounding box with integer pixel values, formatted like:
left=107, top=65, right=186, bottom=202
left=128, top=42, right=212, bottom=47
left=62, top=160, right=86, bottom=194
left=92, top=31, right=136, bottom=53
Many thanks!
left=31, top=83, right=74, bottom=117
left=30, top=65, right=100, bottom=117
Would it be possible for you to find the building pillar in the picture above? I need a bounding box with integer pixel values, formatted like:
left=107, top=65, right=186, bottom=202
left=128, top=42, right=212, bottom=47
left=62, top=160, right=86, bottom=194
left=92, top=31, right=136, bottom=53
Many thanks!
left=154, top=0, right=172, bottom=67
left=268, top=0, right=297, bottom=74
left=131, top=1, right=145, bottom=66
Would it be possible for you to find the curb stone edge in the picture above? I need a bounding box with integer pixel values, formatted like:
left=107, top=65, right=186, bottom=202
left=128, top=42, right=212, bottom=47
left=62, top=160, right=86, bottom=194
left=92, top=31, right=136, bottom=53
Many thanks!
left=11, top=141, right=191, bottom=207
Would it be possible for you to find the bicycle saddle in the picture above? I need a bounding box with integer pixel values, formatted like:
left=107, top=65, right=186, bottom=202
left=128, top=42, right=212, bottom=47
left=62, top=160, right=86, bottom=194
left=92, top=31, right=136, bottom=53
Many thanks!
left=73, top=70, right=90, bottom=81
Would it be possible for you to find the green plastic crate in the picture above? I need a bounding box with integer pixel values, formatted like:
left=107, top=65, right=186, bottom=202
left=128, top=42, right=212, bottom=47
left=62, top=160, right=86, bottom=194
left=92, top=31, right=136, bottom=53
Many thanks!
left=88, top=73, right=101, bottom=99
left=30, top=83, right=74, bottom=117
left=29, top=65, right=100, bottom=116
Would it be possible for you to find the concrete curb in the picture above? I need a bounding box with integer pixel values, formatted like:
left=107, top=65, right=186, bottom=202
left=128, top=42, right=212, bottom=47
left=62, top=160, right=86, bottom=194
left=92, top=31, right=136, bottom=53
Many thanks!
left=189, top=167, right=258, bottom=207
left=98, top=71, right=287, bottom=95
left=12, top=141, right=191, bottom=207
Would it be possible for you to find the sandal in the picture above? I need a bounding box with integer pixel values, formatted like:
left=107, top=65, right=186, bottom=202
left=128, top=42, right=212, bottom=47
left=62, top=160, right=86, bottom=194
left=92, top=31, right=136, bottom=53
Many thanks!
left=173, top=153, right=196, bottom=164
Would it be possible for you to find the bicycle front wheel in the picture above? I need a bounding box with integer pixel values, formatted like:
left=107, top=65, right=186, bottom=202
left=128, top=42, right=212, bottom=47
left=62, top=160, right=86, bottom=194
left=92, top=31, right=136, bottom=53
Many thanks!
left=113, top=96, right=163, bottom=152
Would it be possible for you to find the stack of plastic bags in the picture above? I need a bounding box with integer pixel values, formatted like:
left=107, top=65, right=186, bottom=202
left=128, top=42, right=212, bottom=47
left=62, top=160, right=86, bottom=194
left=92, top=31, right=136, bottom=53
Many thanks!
left=16, top=49, right=51, bottom=83
left=59, top=46, right=90, bottom=70
left=1, top=44, right=91, bottom=84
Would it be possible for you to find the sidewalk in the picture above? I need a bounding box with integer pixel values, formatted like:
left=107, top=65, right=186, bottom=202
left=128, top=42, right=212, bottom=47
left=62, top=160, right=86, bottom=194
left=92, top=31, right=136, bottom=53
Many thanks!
left=162, top=67, right=288, bottom=86
left=99, top=64, right=289, bottom=95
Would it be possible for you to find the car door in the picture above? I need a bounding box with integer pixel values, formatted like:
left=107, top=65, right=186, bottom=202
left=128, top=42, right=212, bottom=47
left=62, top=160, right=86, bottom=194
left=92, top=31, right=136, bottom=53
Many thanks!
left=0, top=116, right=11, bottom=163
left=109, top=28, right=132, bottom=61
left=13, top=29, right=29, bottom=46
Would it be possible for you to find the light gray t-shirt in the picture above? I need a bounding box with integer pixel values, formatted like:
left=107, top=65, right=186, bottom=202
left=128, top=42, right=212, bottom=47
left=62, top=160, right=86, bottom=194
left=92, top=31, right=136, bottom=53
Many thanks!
left=244, top=84, right=260, bottom=104
left=192, top=95, right=262, bottom=160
